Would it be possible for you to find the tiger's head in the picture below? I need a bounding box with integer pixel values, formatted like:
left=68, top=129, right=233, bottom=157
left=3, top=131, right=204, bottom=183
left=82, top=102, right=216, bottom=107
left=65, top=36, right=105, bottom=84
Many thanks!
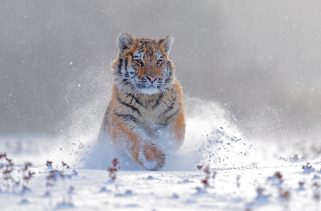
left=112, top=32, right=175, bottom=95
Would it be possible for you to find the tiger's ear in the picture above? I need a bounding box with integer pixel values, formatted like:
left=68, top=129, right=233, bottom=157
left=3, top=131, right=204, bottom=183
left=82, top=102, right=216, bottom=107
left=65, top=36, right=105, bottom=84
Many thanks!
left=117, top=32, right=134, bottom=52
left=158, top=35, right=174, bottom=54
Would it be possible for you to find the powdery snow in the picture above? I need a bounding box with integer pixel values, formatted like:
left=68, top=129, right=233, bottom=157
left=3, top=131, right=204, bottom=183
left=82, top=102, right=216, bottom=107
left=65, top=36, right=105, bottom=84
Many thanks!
left=0, top=97, right=320, bottom=210
left=0, top=160, right=320, bottom=211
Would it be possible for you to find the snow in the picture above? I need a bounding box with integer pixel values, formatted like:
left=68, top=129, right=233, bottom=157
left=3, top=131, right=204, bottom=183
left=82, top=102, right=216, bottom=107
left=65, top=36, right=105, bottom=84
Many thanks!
left=0, top=97, right=320, bottom=210
left=1, top=1, right=321, bottom=210
left=0, top=161, right=320, bottom=211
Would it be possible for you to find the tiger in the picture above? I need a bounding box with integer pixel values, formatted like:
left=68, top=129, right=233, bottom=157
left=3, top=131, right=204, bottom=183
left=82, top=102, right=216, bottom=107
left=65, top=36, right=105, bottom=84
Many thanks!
left=100, top=32, right=185, bottom=170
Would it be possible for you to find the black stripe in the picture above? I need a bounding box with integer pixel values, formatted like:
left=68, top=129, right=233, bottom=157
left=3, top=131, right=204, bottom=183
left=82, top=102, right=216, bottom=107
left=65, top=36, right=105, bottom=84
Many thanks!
left=115, top=113, right=138, bottom=123
left=152, top=93, right=164, bottom=109
left=125, top=92, right=144, bottom=107
left=167, top=60, right=172, bottom=69
left=117, top=97, right=141, bottom=116
left=118, top=58, right=123, bottom=75
left=124, top=57, right=128, bottom=72
left=118, top=58, right=123, bottom=70
left=137, top=48, right=144, bottom=54
left=162, top=95, right=176, bottom=115
left=163, top=109, right=179, bottom=125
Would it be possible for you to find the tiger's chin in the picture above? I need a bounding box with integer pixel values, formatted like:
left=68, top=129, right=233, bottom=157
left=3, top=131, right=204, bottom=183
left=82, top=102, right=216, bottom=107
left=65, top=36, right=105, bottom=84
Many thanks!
left=139, top=87, right=160, bottom=95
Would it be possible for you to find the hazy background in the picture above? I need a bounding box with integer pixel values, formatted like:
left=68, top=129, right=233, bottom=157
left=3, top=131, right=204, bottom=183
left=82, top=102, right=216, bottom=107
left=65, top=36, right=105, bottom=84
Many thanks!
left=1, top=0, right=321, bottom=140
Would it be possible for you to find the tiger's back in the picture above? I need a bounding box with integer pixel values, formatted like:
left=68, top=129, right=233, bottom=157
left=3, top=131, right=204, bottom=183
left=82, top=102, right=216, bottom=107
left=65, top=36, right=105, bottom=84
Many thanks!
left=100, top=33, right=185, bottom=170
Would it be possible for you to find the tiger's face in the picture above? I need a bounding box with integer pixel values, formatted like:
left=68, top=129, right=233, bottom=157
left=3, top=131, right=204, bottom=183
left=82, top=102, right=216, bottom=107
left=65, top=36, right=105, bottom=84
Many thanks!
left=113, top=33, right=175, bottom=95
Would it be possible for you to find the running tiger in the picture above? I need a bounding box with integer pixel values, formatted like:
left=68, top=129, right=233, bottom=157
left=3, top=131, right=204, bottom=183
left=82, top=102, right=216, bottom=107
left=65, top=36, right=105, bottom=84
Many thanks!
left=100, top=33, right=185, bottom=170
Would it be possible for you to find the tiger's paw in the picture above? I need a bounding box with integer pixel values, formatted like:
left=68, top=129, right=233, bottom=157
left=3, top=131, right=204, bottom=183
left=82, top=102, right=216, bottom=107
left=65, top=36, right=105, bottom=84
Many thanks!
left=138, top=143, right=165, bottom=171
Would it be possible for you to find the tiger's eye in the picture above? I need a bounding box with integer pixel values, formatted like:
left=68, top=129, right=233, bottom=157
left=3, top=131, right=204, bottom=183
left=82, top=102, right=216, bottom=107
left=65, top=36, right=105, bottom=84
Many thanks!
left=156, top=59, right=163, bottom=66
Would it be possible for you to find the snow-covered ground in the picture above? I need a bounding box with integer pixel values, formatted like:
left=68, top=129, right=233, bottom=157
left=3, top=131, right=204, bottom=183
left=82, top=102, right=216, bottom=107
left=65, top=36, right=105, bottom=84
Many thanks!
left=1, top=98, right=320, bottom=210
left=0, top=159, right=320, bottom=211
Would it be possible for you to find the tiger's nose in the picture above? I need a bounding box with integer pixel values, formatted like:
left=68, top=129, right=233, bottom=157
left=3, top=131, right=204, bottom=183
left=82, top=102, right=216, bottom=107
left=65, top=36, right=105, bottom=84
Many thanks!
left=146, top=76, right=158, bottom=83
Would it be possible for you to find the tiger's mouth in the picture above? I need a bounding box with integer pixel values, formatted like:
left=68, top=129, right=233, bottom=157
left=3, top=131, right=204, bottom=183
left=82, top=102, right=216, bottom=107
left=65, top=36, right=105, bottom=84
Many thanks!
left=133, top=75, right=167, bottom=95
left=139, top=86, right=160, bottom=95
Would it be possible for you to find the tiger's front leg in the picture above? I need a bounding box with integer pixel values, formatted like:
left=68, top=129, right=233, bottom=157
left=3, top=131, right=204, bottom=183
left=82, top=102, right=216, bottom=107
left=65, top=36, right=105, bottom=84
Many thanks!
left=110, top=113, right=165, bottom=170
left=138, top=142, right=166, bottom=170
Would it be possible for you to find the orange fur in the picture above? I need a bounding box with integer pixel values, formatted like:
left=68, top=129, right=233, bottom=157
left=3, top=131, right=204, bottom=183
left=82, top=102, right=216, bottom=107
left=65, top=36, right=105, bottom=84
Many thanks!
left=100, top=33, right=185, bottom=170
